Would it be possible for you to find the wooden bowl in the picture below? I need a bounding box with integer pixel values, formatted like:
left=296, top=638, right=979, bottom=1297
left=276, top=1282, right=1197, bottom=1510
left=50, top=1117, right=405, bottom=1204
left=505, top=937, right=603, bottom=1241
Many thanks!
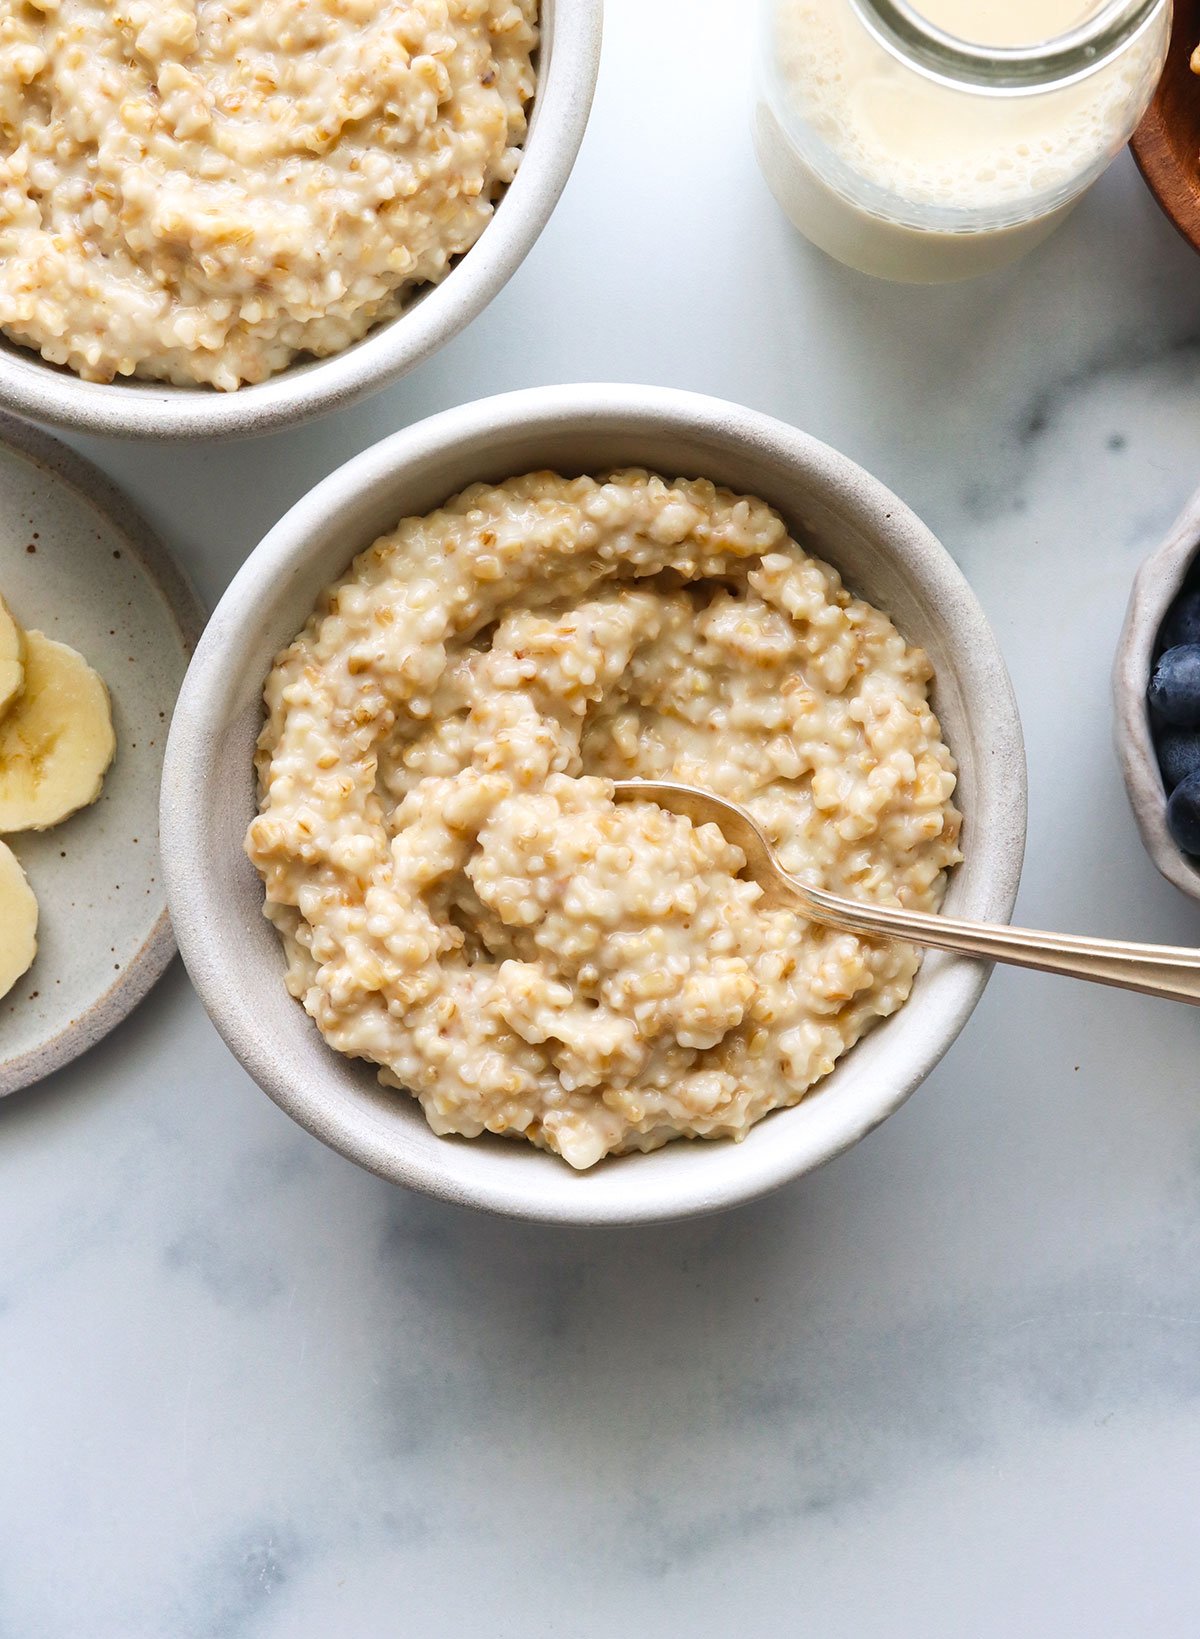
left=1113, top=486, right=1200, bottom=905
left=1131, top=0, right=1200, bottom=252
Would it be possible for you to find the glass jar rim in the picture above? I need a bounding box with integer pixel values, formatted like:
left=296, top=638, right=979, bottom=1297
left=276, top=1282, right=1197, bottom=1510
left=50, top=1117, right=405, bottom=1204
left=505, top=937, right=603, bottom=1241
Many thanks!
left=850, top=0, right=1166, bottom=89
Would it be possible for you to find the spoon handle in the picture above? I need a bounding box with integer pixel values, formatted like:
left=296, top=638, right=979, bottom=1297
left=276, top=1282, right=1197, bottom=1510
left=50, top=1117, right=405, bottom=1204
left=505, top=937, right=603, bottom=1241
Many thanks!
left=794, top=881, right=1200, bottom=1006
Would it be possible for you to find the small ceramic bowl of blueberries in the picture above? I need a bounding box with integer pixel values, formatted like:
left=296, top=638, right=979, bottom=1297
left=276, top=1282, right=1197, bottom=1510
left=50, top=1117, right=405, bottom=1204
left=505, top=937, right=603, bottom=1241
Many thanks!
left=1115, top=488, right=1200, bottom=903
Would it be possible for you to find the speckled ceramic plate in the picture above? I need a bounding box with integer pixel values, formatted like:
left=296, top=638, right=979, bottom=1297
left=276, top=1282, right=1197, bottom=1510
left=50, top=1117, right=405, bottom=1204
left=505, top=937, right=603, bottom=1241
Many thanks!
left=0, top=415, right=203, bottom=1096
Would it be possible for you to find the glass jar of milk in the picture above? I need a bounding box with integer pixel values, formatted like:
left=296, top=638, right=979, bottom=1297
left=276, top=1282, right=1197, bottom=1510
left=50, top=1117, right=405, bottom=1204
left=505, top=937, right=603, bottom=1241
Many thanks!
left=755, top=0, right=1171, bottom=282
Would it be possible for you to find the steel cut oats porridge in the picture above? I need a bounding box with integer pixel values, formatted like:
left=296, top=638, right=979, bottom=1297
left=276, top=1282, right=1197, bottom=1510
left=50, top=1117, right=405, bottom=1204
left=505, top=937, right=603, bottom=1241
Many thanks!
left=247, top=471, right=963, bottom=1170
left=0, top=0, right=537, bottom=388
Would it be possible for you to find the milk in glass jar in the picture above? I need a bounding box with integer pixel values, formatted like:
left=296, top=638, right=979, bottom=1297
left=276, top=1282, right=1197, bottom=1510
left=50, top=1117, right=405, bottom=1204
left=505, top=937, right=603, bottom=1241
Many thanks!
left=755, top=0, right=1171, bottom=282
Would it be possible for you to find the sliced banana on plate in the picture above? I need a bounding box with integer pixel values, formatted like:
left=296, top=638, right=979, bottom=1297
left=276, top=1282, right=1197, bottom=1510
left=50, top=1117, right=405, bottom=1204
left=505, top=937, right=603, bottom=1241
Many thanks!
left=0, top=594, right=24, bottom=721
left=0, top=630, right=115, bottom=832
left=0, top=839, right=37, bottom=1001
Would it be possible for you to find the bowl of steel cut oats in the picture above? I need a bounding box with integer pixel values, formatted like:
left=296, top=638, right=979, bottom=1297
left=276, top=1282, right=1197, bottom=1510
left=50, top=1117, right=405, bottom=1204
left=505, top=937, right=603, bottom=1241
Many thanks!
left=160, top=384, right=1027, bottom=1224
left=0, top=0, right=601, bottom=440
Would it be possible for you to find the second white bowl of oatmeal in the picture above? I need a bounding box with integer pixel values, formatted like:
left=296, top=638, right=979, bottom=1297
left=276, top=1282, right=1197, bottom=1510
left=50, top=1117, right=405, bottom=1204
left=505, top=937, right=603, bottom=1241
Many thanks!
left=0, top=0, right=601, bottom=443
left=160, top=385, right=1027, bottom=1224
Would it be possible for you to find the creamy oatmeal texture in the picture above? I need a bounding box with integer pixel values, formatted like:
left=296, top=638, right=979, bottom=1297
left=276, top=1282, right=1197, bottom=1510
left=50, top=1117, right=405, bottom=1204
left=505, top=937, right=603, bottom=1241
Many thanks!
left=247, top=472, right=963, bottom=1169
left=0, top=0, right=537, bottom=388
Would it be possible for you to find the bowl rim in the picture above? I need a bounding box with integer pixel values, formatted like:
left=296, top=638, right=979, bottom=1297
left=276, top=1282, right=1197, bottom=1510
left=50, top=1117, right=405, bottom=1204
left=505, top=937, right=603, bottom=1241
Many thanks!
left=160, top=383, right=1028, bottom=1224
left=1113, top=484, right=1200, bottom=902
left=0, top=0, right=602, bottom=442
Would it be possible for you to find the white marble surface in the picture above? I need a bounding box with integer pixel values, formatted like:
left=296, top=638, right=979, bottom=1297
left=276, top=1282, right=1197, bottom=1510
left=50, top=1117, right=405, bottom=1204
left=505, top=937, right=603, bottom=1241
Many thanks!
left=4, top=2, right=1200, bottom=1633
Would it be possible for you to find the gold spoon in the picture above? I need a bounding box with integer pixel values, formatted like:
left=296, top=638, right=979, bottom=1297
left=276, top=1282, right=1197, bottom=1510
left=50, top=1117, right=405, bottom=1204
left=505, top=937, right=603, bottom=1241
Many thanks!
left=613, top=779, right=1200, bottom=1006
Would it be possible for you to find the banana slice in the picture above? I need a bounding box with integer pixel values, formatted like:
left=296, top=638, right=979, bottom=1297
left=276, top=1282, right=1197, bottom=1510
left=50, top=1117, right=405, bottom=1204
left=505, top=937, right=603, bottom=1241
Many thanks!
left=0, top=594, right=24, bottom=721
left=0, top=631, right=115, bottom=832
left=0, top=840, right=37, bottom=1001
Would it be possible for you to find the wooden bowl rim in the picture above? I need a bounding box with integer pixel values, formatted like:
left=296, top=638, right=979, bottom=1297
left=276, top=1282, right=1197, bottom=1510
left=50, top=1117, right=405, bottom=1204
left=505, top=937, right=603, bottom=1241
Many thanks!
left=1130, top=6, right=1200, bottom=254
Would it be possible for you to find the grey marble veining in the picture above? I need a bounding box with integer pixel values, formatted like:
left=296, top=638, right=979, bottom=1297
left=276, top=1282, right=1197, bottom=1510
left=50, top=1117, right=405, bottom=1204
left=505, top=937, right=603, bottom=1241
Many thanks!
left=4, top=1, right=1200, bottom=1634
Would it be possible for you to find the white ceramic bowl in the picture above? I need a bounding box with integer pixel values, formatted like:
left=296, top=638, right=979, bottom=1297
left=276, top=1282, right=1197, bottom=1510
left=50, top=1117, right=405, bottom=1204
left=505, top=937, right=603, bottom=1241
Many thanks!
left=0, top=0, right=601, bottom=442
left=160, top=385, right=1027, bottom=1224
left=1114, top=484, right=1200, bottom=903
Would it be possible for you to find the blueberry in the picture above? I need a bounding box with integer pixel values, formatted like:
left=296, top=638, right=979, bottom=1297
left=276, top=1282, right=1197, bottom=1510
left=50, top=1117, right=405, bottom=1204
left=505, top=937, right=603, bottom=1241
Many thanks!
left=1159, top=587, right=1200, bottom=653
left=1156, top=728, right=1200, bottom=792
left=1168, top=770, right=1200, bottom=856
left=1148, top=644, right=1200, bottom=728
